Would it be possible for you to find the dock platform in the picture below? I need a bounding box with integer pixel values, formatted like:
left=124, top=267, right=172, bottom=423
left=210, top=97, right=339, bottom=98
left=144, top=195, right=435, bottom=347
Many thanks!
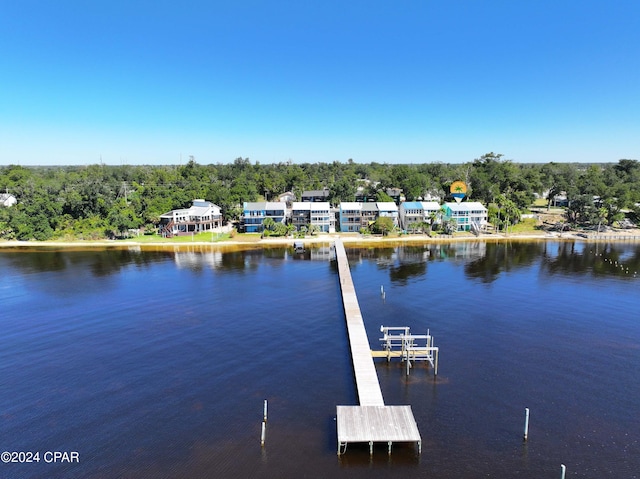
left=334, top=239, right=421, bottom=455
left=337, top=405, right=421, bottom=455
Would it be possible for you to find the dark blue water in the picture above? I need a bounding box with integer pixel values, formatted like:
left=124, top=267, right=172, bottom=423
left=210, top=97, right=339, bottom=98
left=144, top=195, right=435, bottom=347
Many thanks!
left=1, top=242, right=639, bottom=478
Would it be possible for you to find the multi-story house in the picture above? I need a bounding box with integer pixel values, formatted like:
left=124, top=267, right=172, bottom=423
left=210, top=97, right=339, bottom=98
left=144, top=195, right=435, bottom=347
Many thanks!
left=242, top=202, right=287, bottom=233
left=442, top=201, right=488, bottom=232
left=399, top=201, right=441, bottom=230
left=360, top=202, right=378, bottom=229
left=339, top=202, right=362, bottom=232
left=376, top=202, right=399, bottom=227
left=291, top=202, right=333, bottom=233
left=159, top=199, right=222, bottom=237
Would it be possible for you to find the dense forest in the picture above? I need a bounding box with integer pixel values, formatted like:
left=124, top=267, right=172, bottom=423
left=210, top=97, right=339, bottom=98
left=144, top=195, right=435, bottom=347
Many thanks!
left=1, top=153, right=639, bottom=240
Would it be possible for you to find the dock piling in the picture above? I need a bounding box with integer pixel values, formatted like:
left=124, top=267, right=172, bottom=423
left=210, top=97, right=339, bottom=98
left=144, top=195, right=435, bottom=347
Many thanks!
left=524, top=408, right=530, bottom=441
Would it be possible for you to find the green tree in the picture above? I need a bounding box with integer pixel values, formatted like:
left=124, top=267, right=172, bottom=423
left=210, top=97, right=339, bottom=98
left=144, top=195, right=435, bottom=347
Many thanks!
left=106, top=199, right=141, bottom=238
left=262, top=216, right=275, bottom=233
left=372, top=216, right=394, bottom=236
left=375, top=190, right=394, bottom=202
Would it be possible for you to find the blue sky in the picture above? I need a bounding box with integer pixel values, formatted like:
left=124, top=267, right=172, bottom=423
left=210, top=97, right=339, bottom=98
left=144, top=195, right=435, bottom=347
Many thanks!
left=1, top=0, right=638, bottom=165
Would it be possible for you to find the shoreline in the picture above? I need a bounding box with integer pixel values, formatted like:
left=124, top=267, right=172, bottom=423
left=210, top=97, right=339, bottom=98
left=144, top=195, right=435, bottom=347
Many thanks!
left=2, top=229, right=640, bottom=251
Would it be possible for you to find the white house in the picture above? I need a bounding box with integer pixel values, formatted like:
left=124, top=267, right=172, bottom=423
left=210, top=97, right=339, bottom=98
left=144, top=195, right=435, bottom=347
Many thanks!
left=376, top=202, right=399, bottom=227
left=442, top=201, right=488, bottom=232
left=159, top=199, right=222, bottom=237
left=399, top=201, right=441, bottom=230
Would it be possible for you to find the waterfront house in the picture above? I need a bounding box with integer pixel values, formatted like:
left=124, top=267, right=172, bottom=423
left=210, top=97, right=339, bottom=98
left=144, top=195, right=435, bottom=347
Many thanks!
left=399, top=201, right=441, bottom=231
left=360, top=202, right=378, bottom=229
left=291, top=202, right=333, bottom=233
left=159, top=199, right=222, bottom=237
left=339, top=202, right=362, bottom=232
left=442, top=201, right=488, bottom=232
left=242, top=201, right=287, bottom=233
left=376, top=202, right=400, bottom=227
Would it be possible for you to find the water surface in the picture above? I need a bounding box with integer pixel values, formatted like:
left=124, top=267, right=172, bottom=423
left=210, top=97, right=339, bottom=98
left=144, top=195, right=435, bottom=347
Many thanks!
left=1, top=241, right=639, bottom=478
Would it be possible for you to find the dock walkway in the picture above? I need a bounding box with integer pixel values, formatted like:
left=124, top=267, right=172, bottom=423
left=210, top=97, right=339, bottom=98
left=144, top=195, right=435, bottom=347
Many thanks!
left=334, top=239, right=421, bottom=455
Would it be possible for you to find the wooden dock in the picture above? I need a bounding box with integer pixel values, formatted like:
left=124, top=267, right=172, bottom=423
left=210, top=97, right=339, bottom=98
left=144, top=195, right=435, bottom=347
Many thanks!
left=334, top=239, right=421, bottom=455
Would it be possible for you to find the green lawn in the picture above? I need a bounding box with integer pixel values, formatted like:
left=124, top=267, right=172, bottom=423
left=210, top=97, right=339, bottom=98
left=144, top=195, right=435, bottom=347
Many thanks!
left=122, top=232, right=233, bottom=243
left=508, top=218, right=539, bottom=233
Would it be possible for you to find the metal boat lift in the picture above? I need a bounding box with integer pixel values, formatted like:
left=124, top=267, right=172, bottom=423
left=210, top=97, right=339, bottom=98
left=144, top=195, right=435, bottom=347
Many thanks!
left=373, top=326, right=439, bottom=376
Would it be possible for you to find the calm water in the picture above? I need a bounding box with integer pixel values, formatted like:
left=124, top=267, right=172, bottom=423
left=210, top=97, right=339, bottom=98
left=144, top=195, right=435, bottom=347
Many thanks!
left=1, top=241, right=639, bottom=479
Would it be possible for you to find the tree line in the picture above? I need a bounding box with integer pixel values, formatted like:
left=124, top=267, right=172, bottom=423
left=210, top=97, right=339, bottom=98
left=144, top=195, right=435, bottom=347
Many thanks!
left=0, top=154, right=638, bottom=240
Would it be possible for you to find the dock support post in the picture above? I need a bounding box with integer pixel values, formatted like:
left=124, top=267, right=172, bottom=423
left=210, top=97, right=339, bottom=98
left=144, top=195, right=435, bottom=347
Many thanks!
left=388, top=441, right=392, bottom=455
left=406, top=349, right=410, bottom=376
left=263, top=400, right=268, bottom=422
left=261, top=421, right=266, bottom=446
left=369, top=441, right=373, bottom=455
left=524, top=408, right=530, bottom=441
left=434, top=347, right=439, bottom=376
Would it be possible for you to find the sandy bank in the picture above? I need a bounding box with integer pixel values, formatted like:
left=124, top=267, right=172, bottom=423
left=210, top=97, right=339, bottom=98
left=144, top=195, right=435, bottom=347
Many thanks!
left=2, top=229, right=640, bottom=251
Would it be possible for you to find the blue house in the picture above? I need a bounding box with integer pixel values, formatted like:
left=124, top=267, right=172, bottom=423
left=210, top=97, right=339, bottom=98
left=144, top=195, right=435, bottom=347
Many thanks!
left=242, top=202, right=287, bottom=233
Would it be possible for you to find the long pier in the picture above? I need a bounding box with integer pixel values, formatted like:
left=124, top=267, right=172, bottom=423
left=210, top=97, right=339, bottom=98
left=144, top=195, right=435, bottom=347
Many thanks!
left=334, top=239, right=421, bottom=455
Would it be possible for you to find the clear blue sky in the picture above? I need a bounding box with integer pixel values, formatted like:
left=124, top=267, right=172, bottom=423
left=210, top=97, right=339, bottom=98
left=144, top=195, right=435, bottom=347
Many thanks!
left=1, top=0, right=638, bottom=165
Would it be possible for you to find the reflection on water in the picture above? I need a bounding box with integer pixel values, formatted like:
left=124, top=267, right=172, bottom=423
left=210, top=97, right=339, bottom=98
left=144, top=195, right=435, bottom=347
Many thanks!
left=1, top=240, right=639, bottom=478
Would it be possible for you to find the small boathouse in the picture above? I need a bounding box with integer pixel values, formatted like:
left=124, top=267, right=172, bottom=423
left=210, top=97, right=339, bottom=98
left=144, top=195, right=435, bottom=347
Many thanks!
left=334, top=239, right=422, bottom=455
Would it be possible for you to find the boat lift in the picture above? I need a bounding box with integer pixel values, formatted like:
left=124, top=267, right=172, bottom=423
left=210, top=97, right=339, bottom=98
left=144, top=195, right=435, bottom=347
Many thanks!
left=374, top=326, right=439, bottom=376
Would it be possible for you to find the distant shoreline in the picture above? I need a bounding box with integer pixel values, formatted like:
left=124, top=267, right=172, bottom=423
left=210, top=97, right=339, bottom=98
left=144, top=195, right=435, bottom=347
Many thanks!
left=2, top=229, right=640, bottom=251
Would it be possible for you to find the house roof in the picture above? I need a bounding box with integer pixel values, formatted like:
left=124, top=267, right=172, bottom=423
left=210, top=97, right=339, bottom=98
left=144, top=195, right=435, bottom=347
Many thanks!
left=292, top=202, right=311, bottom=211
left=444, top=201, right=487, bottom=212
left=301, top=189, right=330, bottom=198
left=160, top=199, right=220, bottom=218
left=292, top=201, right=330, bottom=211
left=0, top=193, right=17, bottom=206
left=401, top=201, right=423, bottom=210
left=421, top=201, right=441, bottom=210
left=376, top=202, right=398, bottom=212
left=244, top=201, right=286, bottom=211
left=340, top=202, right=362, bottom=210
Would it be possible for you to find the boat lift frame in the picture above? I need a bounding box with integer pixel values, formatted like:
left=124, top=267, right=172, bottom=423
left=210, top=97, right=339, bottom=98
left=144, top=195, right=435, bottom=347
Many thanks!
left=376, top=326, right=439, bottom=376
